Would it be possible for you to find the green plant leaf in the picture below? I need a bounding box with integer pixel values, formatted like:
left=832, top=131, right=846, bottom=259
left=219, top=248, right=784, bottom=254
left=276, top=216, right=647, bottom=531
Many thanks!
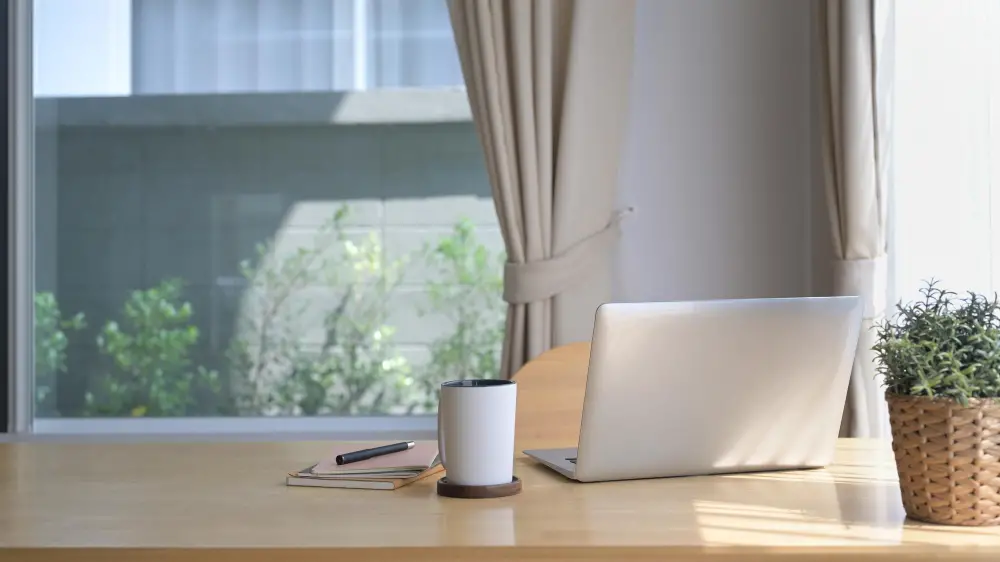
left=874, top=279, right=1000, bottom=403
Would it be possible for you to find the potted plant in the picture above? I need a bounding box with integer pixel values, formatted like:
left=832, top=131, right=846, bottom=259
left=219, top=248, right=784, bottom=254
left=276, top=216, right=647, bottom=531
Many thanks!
left=873, top=281, right=1000, bottom=526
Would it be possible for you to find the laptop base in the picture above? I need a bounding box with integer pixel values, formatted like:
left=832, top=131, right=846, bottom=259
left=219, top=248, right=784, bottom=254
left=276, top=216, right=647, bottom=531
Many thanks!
left=523, top=448, right=579, bottom=480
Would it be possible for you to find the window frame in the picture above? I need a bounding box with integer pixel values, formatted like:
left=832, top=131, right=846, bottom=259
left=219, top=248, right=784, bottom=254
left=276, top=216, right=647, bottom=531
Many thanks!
left=2, top=0, right=10, bottom=434
left=8, top=0, right=464, bottom=438
left=33, top=415, right=437, bottom=438
left=8, top=0, right=33, bottom=434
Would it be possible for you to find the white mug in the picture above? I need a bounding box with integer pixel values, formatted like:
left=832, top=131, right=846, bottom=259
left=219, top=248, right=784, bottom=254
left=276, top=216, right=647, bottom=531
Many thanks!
left=438, top=379, right=517, bottom=487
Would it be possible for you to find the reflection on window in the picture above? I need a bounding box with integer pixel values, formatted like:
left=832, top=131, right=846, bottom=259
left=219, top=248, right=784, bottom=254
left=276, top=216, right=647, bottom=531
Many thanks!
left=32, top=0, right=504, bottom=419
left=34, top=0, right=463, bottom=97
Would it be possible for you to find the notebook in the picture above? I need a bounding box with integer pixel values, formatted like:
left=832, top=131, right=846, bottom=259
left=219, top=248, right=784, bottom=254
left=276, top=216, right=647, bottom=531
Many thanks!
left=286, top=441, right=443, bottom=490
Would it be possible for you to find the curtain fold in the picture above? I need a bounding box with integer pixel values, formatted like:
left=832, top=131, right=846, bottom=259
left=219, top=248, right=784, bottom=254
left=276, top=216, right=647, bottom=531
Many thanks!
left=818, top=0, right=893, bottom=437
left=448, top=0, right=636, bottom=378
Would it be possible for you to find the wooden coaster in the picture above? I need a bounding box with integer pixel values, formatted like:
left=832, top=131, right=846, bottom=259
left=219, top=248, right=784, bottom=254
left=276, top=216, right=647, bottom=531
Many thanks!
left=436, top=476, right=522, bottom=499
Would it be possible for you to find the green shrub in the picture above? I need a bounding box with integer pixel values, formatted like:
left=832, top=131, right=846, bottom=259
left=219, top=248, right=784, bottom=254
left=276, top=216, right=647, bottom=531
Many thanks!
left=874, top=280, right=1000, bottom=405
left=34, top=292, right=86, bottom=415
left=59, top=210, right=506, bottom=417
left=414, top=218, right=505, bottom=411
left=229, top=205, right=413, bottom=415
left=86, top=279, right=221, bottom=416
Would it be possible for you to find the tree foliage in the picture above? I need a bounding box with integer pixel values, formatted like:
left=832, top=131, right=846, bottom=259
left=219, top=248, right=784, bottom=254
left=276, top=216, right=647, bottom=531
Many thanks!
left=414, top=219, right=505, bottom=410
left=228, top=205, right=413, bottom=415
left=87, top=279, right=221, bottom=416
left=36, top=210, right=505, bottom=417
left=34, top=292, right=86, bottom=415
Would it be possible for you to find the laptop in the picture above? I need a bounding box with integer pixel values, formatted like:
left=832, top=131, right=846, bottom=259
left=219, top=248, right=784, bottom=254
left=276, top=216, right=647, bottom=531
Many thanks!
left=523, top=296, right=864, bottom=483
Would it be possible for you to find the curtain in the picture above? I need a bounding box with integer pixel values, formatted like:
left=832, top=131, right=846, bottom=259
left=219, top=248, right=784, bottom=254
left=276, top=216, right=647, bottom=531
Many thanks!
left=818, top=0, right=893, bottom=438
left=448, top=0, right=636, bottom=378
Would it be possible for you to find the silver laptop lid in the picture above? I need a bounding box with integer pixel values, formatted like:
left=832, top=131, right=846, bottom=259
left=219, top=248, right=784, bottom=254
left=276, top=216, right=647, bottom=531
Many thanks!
left=573, top=296, right=863, bottom=483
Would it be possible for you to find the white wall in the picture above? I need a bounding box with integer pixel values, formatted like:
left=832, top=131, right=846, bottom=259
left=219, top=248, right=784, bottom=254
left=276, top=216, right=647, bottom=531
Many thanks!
left=614, top=0, right=820, bottom=303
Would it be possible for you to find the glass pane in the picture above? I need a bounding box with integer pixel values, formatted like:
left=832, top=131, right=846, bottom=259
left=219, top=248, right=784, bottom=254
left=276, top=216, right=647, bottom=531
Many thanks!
left=131, top=0, right=359, bottom=94
left=368, top=0, right=464, bottom=88
left=32, top=0, right=504, bottom=419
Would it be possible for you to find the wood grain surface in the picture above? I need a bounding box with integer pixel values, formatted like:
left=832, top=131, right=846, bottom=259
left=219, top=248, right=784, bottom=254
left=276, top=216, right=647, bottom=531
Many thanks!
left=1, top=345, right=998, bottom=561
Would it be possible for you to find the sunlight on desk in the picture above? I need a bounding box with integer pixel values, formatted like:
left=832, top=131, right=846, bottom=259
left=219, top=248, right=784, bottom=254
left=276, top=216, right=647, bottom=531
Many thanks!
left=1, top=439, right=999, bottom=561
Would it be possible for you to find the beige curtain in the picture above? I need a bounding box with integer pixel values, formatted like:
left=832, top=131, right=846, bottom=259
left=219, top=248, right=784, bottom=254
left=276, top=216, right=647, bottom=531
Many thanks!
left=448, top=0, right=636, bottom=378
left=818, top=0, right=893, bottom=437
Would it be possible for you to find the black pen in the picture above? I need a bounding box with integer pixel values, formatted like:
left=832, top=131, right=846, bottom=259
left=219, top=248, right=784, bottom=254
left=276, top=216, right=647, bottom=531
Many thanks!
left=335, top=441, right=415, bottom=465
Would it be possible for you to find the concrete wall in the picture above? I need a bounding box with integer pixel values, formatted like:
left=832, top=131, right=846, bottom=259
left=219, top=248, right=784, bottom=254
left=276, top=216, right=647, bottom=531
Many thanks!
left=36, top=104, right=59, bottom=293
left=614, top=0, right=822, bottom=303
left=47, top=121, right=502, bottom=413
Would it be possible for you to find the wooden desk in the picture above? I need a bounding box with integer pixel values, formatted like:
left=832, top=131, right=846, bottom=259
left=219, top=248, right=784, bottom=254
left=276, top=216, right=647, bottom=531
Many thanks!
left=1, top=438, right=998, bottom=561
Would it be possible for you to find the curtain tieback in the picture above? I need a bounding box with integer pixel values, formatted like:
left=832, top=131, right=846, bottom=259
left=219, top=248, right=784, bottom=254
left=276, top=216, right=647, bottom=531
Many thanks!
left=832, top=254, right=887, bottom=320
left=503, top=207, right=634, bottom=305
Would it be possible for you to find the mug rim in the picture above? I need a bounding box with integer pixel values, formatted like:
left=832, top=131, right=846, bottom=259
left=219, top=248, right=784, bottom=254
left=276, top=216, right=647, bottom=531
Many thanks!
left=440, top=379, right=515, bottom=388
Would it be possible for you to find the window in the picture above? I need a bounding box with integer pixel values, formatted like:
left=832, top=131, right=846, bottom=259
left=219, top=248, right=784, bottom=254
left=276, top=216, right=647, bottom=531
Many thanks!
left=27, top=0, right=504, bottom=428
left=890, top=0, right=1000, bottom=304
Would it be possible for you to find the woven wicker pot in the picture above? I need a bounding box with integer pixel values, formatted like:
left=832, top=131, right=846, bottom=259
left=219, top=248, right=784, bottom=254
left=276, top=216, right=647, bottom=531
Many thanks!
left=887, top=394, right=1000, bottom=525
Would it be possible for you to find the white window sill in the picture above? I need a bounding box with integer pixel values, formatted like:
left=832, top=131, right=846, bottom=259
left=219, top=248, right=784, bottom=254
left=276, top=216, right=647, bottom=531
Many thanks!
left=2, top=415, right=437, bottom=443
left=36, top=88, right=473, bottom=128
